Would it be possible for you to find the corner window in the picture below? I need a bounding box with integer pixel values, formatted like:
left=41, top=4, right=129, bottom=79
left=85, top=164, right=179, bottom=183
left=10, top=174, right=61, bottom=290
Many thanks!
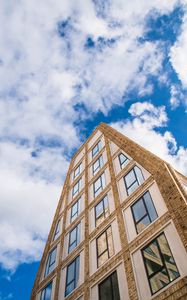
left=40, top=282, right=52, bottom=300
left=98, top=271, right=120, bottom=300
left=92, top=140, right=101, bottom=158
left=95, top=195, right=109, bottom=227
left=72, top=178, right=82, bottom=197
left=118, top=153, right=129, bottom=169
left=68, top=223, right=81, bottom=253
left=74, top=163, right=82, bottom=179
left=93, top=173, right=106, bottom=197
left=53, top=219, right=60, bottom=241
left=92, top=155, right=103, bottom=175
left=70, top=198, right=80, bottom=223
left=131, top=191, right=158, bottom=233
left=65, top=256, right=80, bottom=296
left=142, top=233, right=180, bottom=295
left=44, top=247, right=57, bottom=277
left=96, top=226, right=114, bottom=267
left=124, top=166, right=144, bottom=195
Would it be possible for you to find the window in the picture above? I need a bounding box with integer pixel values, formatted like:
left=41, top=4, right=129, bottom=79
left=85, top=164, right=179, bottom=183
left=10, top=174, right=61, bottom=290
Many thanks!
left=142, top=233, right=180, bottom=295
left=93, top=173, right=106, bottom=197
left=181, top=181, right=187, bottom=190
left=92, top=140, right=101, bottom=158
left=92, top=155, right=103, bottom=175
left=70, top=198, right=80, bottom=223
left=44, top=247, right=57, bottom=277
left=98, top=271, right=120, bottom=300
left=74, top=163, right=82, bottom=179
left=95, top=195, right=109, bottom=227
left=124, top=166, right=144, bottom=195
left=118, top=153, right=129, bottom=169
left=53, top=219, right=60, bottom=241
left=40, top=282, right=52, bottom=300
left=65, top=256, right=80, bottom=296
left=131, top=191, right=158, bottom=234
left=68, top=223, right=81, bottom=253
left=96, top=226, right=114, bottom=267
left=72, top=178, right=82, bottom=197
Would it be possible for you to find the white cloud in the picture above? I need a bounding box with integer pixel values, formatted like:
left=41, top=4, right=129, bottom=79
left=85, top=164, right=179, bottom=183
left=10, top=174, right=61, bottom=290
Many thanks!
left=111, top=101, right=187, bottom=175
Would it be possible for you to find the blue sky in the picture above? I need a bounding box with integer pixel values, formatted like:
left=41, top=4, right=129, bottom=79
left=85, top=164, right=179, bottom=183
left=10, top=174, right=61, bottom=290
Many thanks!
left=0, top=1, right=187, bottom=299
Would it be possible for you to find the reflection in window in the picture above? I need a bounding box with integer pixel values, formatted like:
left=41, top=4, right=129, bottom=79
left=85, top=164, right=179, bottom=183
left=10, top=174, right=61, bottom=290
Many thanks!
left=98, top=271, right=120, bottom=300
left=68, top=223, right=81, bottom=253
left=96, top=226, right=114, bottom=267
left=40, top=282, right=52, bottom=300
left=44, top=247, right=57, bottom=277
left=118, top=153, right=129, bottom=169
left=70, top=198, right=80, bottom=223
left=65, top=256, right=80, bottom=296
left=72, top=178, right=82, bottom=197
left=74, top=163, right=82, bottom=179
left=124, top=166, right=144, bottom=195
left=142, top=233, right=180, bottom=294
left=92, top=155, right=103, bottom=175
left=131, top=191, right=158, bottom=233
left=95, top=195, right=109, bottom=227
left=93, top=173, right=106, bottom=197
left=53, top=219, right=60, bottom=241
left=92, top=140, right=101, bottom=158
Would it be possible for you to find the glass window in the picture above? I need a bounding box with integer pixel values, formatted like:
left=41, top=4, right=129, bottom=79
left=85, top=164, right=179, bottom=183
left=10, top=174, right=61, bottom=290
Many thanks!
left=124, top=166, right=144, bottom=195
left=74, top=163, right=82, bottom=179
left=65, top=256, right=80, bottom=296
left=72, top=178, right=82, bottom=197
left=93, top=173, right=106, bottom=197
left=96, top=226, right=114, bottom=267
left=95, top=195, right=109, bottom=227
left=68, top=223, right=81, bottom=253
left=92, top=140, right=101, bottom=158
left=44, top=247, right=57, bottom=277
left=131, top=191, right=158, bottom=233
left=53, top=219, right=60, bottom=241
left=142, top=233, right=180, bottom=295
left=70, top=198, right=80, bottom=223
left=92, top=155, right=104, bottom=175
left=118, top=153, right=129, bottom=169
left=40, top=282, right=52, bottom=300
left=98, top=271, right=120, bottom=300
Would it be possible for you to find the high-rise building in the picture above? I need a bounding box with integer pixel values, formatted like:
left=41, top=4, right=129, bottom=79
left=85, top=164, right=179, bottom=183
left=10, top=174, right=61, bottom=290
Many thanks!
left=31, top=123, right=187, bottom=300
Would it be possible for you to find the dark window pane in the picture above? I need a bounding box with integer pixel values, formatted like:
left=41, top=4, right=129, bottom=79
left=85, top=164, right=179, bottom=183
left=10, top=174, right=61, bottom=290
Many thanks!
left=119, top=153, right=129, bottom=169
left=150, top=269, right=170, bottom=294
left=143, top=241, right=163, bottom=276
left=67, top=261, right=75, bottom=284
left=132, top=198, right=146, bottom=222
left=127, top=181, right=139, bottom=195
left=96, top=201, right=104, bottom=218
left=99, top=271, right=120, bottom=300
left=125, top=170, right=136, bottom=188
left=134, top=166, right=144, bottom=184
left=144, top=192, right=157, bottom=222
left=136, top=215, right=150, bottom=233
left=40, top=282, right=52, bottom=300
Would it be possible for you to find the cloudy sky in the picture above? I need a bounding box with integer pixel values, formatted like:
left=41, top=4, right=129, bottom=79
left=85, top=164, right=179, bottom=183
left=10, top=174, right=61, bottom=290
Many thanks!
left=0, top=0, right=187, bottom=299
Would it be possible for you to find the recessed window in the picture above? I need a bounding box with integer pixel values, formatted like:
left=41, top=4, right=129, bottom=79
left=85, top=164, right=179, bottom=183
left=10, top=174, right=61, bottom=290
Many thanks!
left=92, top=140, right=101, bottom=158
left=70, top=198, right=81, bottom=223
left=68, top=223, right=81, bottom=253
left=72, top=178, right=82, bottom=197
left=74, top=163, right=82, bottom=179
left=96, top=226, right=114, bottom=267
left=118, top=153, right=129, bottom=169
left=44, top=247, right=57, bottom=277
left=98, top=271, right=120, bottom=300
left=92, top=155, right=104, bottom=175
left=53, top=219, right=60, bottom=241
left=93, top=173, right=106, bottom=197
left=131, top=191, right=158, bottom=233
left=40, top=282, right=52, bottom=300
left=95, top=195, right=109, bottom=227
left=142, top=233, right=180, bottom=295
left=65, top=256, right=80, bottom=296
left=124, top=166, right=144, bottom=195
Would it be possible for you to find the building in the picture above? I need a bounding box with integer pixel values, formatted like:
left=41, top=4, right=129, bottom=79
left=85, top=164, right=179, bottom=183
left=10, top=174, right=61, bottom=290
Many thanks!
left=31, top=123, right=187, bottom=300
